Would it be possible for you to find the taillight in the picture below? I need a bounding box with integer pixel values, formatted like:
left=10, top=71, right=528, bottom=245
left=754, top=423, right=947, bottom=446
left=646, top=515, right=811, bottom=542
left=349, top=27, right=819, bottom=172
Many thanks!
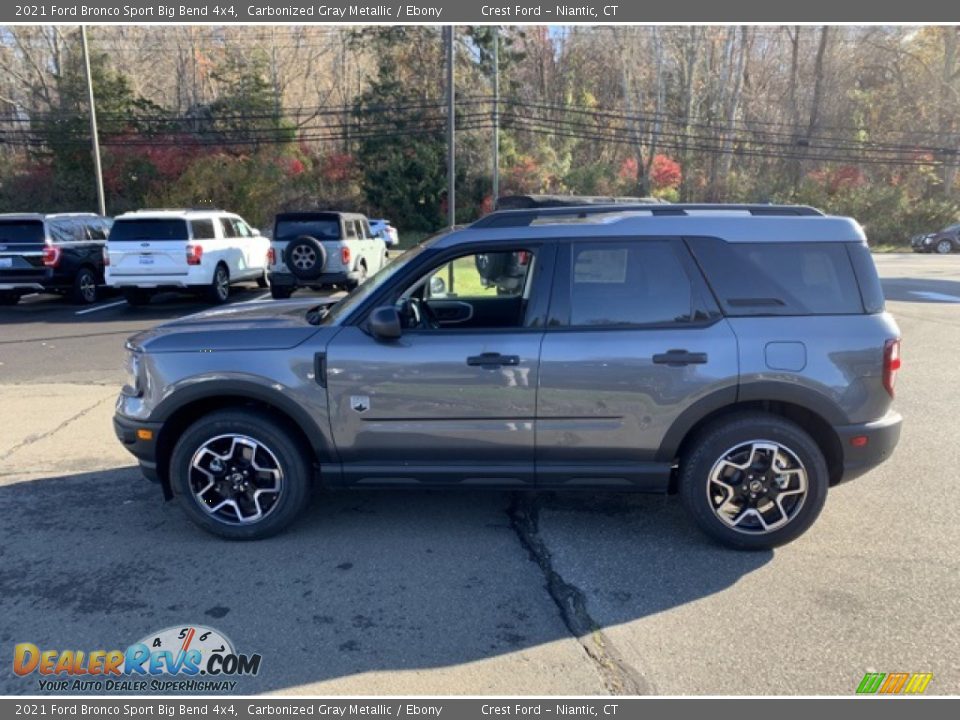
left=102, top=246, right=110, bottom=267
left=341, top=246, right=351, bottom=265
left=186, top=244, right=203, bottom=266
left=42, top=245, right=62, bottom=268
left=266, top=247, right=276, bottom=266
left=517, top=250, right=531, bottom=265
left=883, top=338, right=901, bottom=397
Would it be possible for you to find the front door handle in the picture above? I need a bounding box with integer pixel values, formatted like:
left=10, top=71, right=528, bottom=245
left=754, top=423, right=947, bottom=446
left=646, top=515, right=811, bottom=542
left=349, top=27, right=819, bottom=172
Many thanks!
left=467, top=352, right=520, bottom=368
left=652, top=349, right=708, bottom=366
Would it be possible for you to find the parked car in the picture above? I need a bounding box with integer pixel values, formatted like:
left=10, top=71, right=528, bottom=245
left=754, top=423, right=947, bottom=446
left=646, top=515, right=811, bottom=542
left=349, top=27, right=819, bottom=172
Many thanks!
left=910, top=233, right=934, bottom=252
left=266, top=211, right=387, bottom=299
left=105, top=209, right=269, bottom=306
left=912, top=223, right=960, bottom=254
left=0, top=213, right=112, bottom=305
left=114, top=203, right=901, bottom=550
left=369, top=218, right=400, bottom=247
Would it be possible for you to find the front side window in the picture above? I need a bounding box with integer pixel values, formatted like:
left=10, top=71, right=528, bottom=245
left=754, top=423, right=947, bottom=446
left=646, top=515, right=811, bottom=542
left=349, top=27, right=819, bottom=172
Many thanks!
left=425, top=251, right=532, bottom=301
left=567, top=241, right=694, bottom=327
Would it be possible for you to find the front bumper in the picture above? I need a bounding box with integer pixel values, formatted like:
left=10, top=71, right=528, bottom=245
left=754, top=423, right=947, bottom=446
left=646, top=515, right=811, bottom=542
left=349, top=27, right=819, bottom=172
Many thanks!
left=113, top=413, right=163, bottom=484
left=834, top=410, right=902, bottom=483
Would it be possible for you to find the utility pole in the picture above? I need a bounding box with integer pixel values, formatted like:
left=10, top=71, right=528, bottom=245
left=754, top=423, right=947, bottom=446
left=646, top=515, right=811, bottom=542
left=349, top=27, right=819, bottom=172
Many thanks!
left=492, top=27, right=500, bottom=207
left=80, top=26, right=106, bottom=216
left=446, top=25, right=455, bottom=229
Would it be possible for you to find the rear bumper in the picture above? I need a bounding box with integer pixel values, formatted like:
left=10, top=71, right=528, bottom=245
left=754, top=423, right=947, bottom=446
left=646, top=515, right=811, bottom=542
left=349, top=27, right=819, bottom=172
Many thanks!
left=834, top=410, right=902, bottom=483
left=113, top=413, right=163, bottom=484
left=268, top=269, right=358, bottom=288
left=106, top=269, right=202, bottom=289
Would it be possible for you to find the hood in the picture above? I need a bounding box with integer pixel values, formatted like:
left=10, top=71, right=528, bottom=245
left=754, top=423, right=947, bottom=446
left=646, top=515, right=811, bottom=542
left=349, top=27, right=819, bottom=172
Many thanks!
left=129, top=298, right=336, bottom=353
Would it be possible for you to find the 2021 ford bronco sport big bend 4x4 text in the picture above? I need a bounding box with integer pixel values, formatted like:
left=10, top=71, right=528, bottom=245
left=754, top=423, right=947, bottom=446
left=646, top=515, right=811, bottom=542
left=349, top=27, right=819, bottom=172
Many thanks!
left=114, top=204, right=902, bottom=550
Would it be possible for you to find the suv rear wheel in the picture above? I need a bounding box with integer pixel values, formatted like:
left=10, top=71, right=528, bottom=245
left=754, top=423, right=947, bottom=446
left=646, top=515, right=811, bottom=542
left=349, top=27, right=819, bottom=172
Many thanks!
left=679, top=413, right=829, bottom=550
left=206, top=263, right=230, bottom=304
left=71, top=266, right=99, bottom=305
left=169, top=409, right=312, bottom=539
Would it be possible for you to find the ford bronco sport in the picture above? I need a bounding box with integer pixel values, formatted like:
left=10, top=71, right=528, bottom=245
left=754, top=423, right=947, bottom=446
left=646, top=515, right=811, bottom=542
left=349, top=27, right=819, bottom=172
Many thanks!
left=114, top=204, right=902, bottom=549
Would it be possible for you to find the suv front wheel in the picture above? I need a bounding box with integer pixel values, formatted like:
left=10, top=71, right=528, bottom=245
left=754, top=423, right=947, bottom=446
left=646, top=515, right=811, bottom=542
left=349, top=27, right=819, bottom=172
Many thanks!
left=169, top=409, right=312, bottom=539
left=679, top=413, right=829, bottom=550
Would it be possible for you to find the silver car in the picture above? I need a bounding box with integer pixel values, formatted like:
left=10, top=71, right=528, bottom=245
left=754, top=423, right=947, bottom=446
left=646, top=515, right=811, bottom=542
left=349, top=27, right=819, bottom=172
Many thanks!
left=267, top=211, right=387, bottom=299
left=114, top=204, right=902, bottom=550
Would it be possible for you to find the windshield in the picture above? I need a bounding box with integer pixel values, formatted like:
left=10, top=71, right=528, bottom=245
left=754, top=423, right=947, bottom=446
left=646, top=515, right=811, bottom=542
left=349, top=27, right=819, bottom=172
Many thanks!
left=275, top=216, right=341, bottom=240
left=0, top=220, right=45, bottom=244
left=110, top=219, right=188, bottom=241
left=316, top=240, right=436, bottom=325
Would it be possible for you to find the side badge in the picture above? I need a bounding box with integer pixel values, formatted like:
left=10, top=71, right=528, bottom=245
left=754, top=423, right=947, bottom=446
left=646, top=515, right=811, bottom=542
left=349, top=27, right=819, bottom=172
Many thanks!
left=350, top=395, right=370, bottom=413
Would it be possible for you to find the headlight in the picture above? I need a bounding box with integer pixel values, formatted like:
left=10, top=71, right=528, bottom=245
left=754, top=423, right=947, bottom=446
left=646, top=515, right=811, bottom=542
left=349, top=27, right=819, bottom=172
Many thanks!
left=924, top=236, right=934, bottom=244
left=122, top=347, right=143, bottom=397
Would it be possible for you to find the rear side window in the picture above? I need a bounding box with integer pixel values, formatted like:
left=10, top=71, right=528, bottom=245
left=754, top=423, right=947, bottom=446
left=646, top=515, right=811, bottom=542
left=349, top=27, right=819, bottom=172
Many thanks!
left=191, top=219, right=216, bottom=240
left=568, top=241, right=694, bottom=327
left=0, top=220, right=44, bottom=244
left=218, top=218, right=235, bottom=238
left=109, top=219, right=188, bottom=241
left=49, top=220, right=81, bottom=243
left=687, top=238, right=864, bottom=316
left=86, top=220, right=107, bottom=240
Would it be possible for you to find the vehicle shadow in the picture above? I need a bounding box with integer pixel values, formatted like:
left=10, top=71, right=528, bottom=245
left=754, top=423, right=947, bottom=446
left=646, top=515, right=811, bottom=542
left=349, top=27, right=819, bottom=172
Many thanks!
left=0, top=467, right=770, bottom=695
left=881, top=277, right=960, bottom=303
left=0, top=286, right=273, bottom=328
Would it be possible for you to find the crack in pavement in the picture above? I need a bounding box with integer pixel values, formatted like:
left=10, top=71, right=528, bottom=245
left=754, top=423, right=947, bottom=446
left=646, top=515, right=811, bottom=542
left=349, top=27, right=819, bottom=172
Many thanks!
left=507, top=493, right=652, bottom=695
left=0, top=394, right=114, bottom=464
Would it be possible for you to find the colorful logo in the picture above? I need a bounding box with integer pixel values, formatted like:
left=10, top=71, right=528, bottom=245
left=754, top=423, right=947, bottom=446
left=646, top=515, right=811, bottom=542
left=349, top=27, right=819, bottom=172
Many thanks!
left=857, top=672, right=933, bottom=695
left=13, top=625, right=261, bottom=692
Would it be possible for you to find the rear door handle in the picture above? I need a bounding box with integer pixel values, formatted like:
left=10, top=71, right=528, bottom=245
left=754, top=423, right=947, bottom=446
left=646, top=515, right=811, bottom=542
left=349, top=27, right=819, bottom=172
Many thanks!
left=467, top=352, right=520, bottom=368
left=652, top=349, right=708, bottom=366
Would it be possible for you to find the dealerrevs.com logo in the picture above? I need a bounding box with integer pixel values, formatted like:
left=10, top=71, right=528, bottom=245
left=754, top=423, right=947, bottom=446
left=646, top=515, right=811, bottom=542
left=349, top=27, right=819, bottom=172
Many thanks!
left=13, top=625, right=262, bottom=692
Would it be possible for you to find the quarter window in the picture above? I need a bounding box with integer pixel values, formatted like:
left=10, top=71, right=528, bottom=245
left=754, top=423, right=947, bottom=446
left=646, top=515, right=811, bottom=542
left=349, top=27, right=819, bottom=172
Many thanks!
left=567, top=241, right=694, bottom=327
left=191, top=219, right=216, bottom=240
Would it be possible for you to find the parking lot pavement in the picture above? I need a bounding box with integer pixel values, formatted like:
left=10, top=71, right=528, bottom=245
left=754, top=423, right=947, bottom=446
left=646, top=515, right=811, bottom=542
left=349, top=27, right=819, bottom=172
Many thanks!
left=0, top=253, right=958, bottom=695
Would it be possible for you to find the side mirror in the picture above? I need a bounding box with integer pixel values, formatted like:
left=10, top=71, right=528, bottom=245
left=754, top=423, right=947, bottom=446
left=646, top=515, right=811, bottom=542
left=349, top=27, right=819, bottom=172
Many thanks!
left=369, top=306, right=402, bottom=341
left=429, top=275, right=446, bottom=297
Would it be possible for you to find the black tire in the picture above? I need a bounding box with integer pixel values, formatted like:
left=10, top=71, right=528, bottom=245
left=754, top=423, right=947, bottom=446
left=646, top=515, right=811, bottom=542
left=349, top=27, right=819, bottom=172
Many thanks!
left=475, top=252, right=509, bottom=281
left=270, top=285, right=293, bottom=300
left=169, top=409, right=312, bottom=540
left=70, top=266, right=99, bottom=305
left=257, top=271, right=269, bottom=289
left=678, top=412, right=829, bottom=551
left=0, top=291, right=21, bottom=306
left=205, top=263, right=230, bottom=304
left=284, top=236, right=327, bottom=281
left=936, top=239, right=954, bottom=255
left=122, top=288, right=153, bottom=307
left=347, top=261, right=368, bottom=291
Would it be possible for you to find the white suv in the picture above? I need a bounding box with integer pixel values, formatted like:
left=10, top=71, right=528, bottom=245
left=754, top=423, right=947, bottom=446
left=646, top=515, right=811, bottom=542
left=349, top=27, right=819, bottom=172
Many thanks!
left=105, top=209, right=270, bottom=306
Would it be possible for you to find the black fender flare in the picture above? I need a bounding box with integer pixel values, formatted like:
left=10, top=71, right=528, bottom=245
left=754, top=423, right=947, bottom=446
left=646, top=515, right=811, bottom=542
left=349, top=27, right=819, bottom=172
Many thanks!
left=655, top=381, right=848, bottom=462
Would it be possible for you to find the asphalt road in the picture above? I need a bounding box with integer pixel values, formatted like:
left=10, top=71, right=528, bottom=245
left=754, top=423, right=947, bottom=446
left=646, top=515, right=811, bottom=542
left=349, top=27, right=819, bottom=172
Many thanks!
left=0, top=254, right=958, bottom=695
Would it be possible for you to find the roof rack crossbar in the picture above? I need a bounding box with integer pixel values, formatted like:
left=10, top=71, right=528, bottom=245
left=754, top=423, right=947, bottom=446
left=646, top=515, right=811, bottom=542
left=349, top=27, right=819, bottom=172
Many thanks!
left=470, top=204, right=824, bottom=229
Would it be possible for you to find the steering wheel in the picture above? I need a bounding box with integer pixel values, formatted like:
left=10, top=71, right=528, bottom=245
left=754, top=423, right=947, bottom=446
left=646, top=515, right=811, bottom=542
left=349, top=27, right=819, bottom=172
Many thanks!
left=398, top=298, right=440, bottom=330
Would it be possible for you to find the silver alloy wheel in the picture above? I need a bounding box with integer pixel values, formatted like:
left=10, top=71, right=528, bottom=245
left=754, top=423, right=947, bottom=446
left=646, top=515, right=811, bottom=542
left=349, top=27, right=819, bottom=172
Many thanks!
left=215, top=267, right=229, bottom=301
left=936, top=239, right=953, bottom=254
left=79, top=272, right=96, bottom=302
left=290, top=245, right=317, bottom=270
left=188, top=434, right=284, bottom=524
left=706, top=440, right=808, bottom=534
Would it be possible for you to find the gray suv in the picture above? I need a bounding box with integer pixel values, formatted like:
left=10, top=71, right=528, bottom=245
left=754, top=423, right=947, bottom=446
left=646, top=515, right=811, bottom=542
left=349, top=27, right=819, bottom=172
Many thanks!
left=114, top=204, right=902, bottom=550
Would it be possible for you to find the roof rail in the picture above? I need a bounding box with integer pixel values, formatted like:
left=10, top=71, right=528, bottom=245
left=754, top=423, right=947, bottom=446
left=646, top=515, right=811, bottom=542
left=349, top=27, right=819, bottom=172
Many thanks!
left=470, top=203, right=824, bottom=229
